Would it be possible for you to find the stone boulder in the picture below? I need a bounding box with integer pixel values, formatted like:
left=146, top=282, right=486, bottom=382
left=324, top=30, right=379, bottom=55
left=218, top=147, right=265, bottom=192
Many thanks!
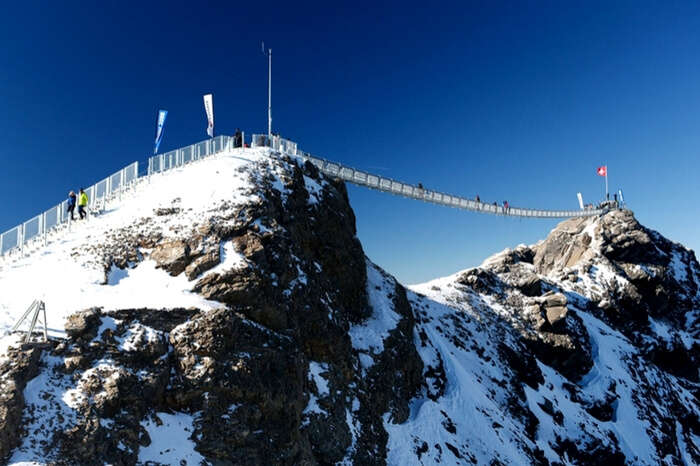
left=64, top=308, right=101, bottom=340
left=535, top=292, right=569, bottom=330
left=185, top=248, right=220, bottom=280
left=514, top=273, right=543, bottom=297
left=150, top=239, right=191, bottom=276
left=545, top=306, right=568, bottom=328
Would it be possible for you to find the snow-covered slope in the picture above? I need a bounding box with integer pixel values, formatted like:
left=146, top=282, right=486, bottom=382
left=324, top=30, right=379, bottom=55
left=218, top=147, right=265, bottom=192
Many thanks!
left=402, top=211, right=700, bottom=465
left=0, top=148, right=275, bottom=338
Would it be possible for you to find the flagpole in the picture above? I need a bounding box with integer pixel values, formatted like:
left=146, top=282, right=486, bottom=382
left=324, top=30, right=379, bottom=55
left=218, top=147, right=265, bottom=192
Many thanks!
left=154, top=111, right=159, bottom=155
left=262, top=42, right=272, bottom=139
left=605, top=167, right=609, bottom=200
left=268, top=48, right=272, bottom=139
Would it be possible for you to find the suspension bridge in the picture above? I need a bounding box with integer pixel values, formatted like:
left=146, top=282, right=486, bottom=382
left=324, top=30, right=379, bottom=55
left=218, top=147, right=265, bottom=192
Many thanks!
left=0, top=133, right=609, bottom=260
left=295, top=145, right=606, bottom=219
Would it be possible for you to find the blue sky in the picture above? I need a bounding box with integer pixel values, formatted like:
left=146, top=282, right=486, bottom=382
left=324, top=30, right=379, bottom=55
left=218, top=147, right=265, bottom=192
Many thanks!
left=1, top=1, right=700, bottom=283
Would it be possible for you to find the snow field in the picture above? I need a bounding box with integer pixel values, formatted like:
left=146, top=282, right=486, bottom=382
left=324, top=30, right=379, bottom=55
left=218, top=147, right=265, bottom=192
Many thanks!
left=0, top=149, right=266, bottom=348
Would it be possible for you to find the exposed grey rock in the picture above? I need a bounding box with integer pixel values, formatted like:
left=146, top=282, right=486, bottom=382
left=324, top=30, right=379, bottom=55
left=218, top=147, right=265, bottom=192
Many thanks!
left=184, top=248, right=220, bottom=280
left=514, top=273, right=542, bottom=297
left=154, top=207, right=181, bottom=216
left=539, top=291, right=567, bottom=308
left=0, top=344, right=47, bottom=461
left=150, top=239, right=190, bottom=276
left=64, top=308, right=101, bottom=340
left=545, top=305, right=568, bottom=328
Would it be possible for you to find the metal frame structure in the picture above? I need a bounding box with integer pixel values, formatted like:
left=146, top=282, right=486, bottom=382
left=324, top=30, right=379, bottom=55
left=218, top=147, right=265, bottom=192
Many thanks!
left=11, top=300, right=48, bottom=343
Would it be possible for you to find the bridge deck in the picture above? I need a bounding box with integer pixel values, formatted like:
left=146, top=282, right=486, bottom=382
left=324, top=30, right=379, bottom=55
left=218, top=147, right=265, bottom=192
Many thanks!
left=295, top=151, right=605, bottom=219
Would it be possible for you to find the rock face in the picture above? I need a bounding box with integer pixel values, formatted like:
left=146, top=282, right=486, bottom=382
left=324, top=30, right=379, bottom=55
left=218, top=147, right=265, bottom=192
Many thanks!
left=410, top=208, right=699, bottom=464
left=0, top=343, right=46, bottom=460
left=0, top=150, right=698, bottom=465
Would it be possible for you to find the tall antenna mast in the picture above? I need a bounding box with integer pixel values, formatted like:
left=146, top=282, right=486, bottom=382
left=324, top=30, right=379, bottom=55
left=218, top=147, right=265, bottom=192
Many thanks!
left=262, top=42, right=272, bottom=138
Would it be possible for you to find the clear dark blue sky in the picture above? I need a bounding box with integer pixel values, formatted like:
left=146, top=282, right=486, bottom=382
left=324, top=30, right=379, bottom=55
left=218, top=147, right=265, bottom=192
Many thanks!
left=2, top=1, right=700, bottom=283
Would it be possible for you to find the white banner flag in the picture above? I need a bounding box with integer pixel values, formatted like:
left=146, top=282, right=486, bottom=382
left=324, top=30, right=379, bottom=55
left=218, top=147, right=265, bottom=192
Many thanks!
left=154, top=110, right=168, bottom=154
left=203, top=94, right=214, bottom=137
left=577, top=192, right=584, bottom=210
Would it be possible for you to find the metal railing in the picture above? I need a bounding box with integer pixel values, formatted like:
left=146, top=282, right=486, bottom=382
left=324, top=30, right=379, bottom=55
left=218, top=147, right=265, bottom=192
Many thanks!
left=250, top=134, right=606, bottom=219
left=0, top=134, right=244, bottom=259
left=147, top=135, right=234, bottom=175
left=0, top=134, right=243, bottom=260
left=0, top=162, right=140, bottom=258
left=1, top=129, right=606, bottom=261
left=302, top=154, right=604, bottom=218
left=11, top=300, right=48, bottom=343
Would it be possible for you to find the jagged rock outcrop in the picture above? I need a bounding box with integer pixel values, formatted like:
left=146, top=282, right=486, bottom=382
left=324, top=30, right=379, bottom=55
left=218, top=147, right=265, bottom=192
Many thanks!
left=0, top=343, right=47, bottom=460
left=410, top=208, right=699, bottom=464
left=530, top=210, right=700, bottom=382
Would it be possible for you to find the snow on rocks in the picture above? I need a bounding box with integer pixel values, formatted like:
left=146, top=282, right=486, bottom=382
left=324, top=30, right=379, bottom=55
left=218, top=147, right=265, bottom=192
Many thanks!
left=0, top=148, right=330, bottom=347
left=386, top=290, right=534, bottom=465
left=308, top=361, right=330, bottom=396
left=8, top=354, right=79, bottom=464
left=348, top=261, right=402, bottom=371
left=137, top=411, right=205, bottom=465
left=0, top=149, right=267, bottom=342
left=401, top=209, right=700, bottom=465
left=114, top=322, right=164, bottom=352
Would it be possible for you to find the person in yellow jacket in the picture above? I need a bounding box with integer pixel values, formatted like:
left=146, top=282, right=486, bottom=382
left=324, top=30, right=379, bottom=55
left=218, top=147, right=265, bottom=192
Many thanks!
left=78, top=188, right=89, bottom=220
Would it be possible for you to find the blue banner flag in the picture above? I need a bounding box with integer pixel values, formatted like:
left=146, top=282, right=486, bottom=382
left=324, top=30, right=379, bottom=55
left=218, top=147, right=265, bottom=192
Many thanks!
left=154, top=110, right=168, bottom=154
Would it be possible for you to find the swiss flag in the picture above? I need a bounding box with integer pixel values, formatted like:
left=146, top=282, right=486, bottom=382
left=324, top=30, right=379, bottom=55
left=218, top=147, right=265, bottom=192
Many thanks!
left=597, top=166, right=607, bottom=177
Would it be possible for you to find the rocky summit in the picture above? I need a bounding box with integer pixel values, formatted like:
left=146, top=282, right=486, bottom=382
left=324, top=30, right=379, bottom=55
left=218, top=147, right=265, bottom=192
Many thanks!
left=0, top=148, right=697, bottom=465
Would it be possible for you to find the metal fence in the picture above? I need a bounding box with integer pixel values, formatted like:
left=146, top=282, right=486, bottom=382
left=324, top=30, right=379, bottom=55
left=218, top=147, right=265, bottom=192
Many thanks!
left=250, top=134, right=297, bottom=155
left=147, top=135, right=233, bottom=175
left=1, top=134, right=242, bottom=260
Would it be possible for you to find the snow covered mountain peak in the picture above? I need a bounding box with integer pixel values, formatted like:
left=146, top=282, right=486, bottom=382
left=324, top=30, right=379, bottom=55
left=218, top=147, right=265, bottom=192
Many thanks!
left=409, top=208, right=699, bottom=464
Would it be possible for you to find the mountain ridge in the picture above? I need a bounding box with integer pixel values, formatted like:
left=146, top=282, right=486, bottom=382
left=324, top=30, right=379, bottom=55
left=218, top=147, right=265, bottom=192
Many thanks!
left=0, top=148, right=696, bottom=465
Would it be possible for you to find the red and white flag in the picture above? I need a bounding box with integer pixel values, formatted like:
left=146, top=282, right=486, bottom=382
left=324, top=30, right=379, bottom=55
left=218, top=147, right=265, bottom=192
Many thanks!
left=596, top=165, right=607, bottom=177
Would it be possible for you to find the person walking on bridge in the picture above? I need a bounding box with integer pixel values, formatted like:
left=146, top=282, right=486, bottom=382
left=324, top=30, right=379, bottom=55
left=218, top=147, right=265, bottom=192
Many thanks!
left=66, top=191, right=76, bottom=221
left=503, top=200, right=509, bottom=214
left=476, top=194, right=480, bottom=203
left=78, top=188, right=88, bottom=220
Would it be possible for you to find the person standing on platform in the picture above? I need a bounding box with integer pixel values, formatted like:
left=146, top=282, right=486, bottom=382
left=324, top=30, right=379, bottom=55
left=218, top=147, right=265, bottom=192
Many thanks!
left=78, top=189, right=88, bottom=220
left=66, top=191, right=76, bottom=220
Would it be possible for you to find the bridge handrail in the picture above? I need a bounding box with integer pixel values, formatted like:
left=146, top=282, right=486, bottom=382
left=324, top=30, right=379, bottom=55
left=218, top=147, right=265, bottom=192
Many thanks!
left=287, top=145, right=604, bottom=219
left=248, top=134, right=606, bottom=218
